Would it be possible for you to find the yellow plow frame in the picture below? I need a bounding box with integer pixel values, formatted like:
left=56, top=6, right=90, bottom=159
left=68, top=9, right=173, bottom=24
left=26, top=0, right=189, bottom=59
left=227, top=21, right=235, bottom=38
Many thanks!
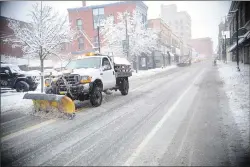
left=23, top=93, right=76, bottom=119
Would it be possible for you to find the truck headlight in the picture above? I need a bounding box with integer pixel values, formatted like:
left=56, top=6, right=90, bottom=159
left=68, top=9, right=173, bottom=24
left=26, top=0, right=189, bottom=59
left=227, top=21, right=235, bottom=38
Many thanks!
left=45, top=79, right=51, bottom=87
left=80, top=76, right=92, bottom=84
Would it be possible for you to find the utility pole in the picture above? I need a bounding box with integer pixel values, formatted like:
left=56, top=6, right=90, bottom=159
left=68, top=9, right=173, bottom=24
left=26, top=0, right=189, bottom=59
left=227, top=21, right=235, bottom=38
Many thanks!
left=97, top=26, right=100, bottom=53
left=224, top=34, right=227, bottom=63
left=125, top=13, right=129, bottom=59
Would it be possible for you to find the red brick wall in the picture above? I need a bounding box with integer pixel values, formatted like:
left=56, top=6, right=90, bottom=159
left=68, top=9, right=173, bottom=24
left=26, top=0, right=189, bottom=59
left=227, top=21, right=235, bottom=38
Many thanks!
left=68, top=2, right=136, bottom=53
left=0, top=16, right=24, bottom=58
left=190, top=38, right=213, bottom=57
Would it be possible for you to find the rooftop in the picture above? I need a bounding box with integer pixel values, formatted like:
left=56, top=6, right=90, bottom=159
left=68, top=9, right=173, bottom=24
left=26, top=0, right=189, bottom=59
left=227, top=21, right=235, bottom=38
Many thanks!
left=67, top=1, right=148, bottom=12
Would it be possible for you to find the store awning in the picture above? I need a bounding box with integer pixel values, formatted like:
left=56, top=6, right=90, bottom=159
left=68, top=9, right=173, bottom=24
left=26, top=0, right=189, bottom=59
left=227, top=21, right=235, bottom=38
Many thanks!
left=228, top=31, right=250, bottom=52
left=228, top=43, right=237, bottom=52
left=247, top=32, right=250, bottom=39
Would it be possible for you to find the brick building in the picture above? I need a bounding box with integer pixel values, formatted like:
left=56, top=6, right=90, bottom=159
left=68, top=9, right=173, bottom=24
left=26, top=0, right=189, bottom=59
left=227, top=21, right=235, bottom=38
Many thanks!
left=190, top=37, right=213, bottom=57
left=67, top=1, right=148, bottom=55
left=160, top=4, right=191, bottom=55
left=0, top=16, right=24, bottom=58
left=148, top=18, right=172, bottom=52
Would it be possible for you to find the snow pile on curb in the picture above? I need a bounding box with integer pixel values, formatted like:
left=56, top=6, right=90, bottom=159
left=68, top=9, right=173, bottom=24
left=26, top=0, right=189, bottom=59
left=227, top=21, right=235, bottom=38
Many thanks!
left=131, top=65, right=177, bottom=80
left=1, top=92, right=34, bottom=114
left=218, top=61, right=249, bottom=149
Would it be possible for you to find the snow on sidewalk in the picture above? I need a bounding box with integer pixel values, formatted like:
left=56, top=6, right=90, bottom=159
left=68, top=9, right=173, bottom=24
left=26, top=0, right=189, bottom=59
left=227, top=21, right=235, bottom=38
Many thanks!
left=130, top=65, right=177, bottom=80
left=218, top=61, right=249, bottom=149
left=1, top=65, right=177, bottom=114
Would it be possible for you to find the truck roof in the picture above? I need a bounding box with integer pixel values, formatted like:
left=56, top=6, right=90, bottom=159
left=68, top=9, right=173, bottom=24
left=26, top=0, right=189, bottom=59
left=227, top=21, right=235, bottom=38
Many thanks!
left=1, top=63, right=19, bottom=67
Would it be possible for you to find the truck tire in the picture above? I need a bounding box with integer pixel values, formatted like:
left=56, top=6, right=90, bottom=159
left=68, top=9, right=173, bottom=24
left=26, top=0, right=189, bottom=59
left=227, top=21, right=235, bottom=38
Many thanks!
left=119, top=78, right=129, bottom=96
left=90, top=85, right=102, bottom=107
left=29, top=85, right=38, bottom=91
left=16, top=81, right=29, bottom=92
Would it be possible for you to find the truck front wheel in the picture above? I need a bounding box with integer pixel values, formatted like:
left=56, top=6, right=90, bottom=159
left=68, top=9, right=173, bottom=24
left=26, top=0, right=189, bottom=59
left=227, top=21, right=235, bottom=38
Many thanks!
left=16, top=81, right=29, bottom=92
left=119, top=78, right=129, bottom=96
left=90, top=85, right=102, bottom=107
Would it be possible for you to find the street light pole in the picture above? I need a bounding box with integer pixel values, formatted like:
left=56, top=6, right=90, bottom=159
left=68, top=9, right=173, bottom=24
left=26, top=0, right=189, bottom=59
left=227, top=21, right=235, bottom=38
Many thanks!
left=235, top=10, right=240, bottom=71
left=224, top=34, right=227, bottom=63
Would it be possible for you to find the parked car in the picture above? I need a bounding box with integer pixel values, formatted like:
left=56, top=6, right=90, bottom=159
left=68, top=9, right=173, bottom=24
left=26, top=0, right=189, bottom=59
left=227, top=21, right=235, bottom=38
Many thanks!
left=0, top=63, right=40, bottom=92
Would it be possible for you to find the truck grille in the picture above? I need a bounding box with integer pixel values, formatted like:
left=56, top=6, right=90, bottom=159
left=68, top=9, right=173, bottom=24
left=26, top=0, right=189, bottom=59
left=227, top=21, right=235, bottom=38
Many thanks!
left=58, top=74, right=80, bottom=86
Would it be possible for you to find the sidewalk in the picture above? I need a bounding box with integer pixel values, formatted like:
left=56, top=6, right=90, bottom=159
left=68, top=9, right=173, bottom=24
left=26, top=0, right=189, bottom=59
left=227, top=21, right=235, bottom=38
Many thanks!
left=217, top=61, right=249, bottom=149
left=130, top=65, right=177, bottom=80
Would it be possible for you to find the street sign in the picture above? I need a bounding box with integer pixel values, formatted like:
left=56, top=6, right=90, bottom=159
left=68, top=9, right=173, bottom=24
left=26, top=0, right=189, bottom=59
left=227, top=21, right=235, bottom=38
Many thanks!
left=122, top=40, right=128, bottom=52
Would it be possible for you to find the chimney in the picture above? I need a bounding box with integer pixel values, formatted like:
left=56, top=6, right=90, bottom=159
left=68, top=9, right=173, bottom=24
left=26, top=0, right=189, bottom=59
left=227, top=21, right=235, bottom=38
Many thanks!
left=82, top=1, right=86, bottom=7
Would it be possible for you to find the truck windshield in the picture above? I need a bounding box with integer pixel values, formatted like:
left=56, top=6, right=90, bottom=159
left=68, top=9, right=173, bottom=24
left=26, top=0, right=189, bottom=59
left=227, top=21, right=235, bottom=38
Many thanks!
left=66, top=57, right=101, bottom=69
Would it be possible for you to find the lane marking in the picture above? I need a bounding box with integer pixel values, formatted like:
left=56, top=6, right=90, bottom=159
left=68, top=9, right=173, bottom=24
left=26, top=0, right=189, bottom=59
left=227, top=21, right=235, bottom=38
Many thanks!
left=1, top=119, right=56, bottom=142
left=176, top=102, right=197, bottom=157
left=124, top=69, right=205, bottom=166
left=1, top=115, right=29, bottom=126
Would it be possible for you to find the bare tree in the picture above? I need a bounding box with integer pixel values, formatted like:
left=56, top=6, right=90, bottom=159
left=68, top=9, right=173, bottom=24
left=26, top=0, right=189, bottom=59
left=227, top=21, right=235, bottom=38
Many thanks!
left=5, top=2, right=76, bottom=92
left=100, top=10, right=158, bottom=72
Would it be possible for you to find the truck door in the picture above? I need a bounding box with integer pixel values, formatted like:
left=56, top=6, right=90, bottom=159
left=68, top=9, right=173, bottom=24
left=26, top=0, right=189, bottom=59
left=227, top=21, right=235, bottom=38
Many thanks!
left=0, top=67, right=12, bottom=88
left=101, top=57, right=116, bottom=89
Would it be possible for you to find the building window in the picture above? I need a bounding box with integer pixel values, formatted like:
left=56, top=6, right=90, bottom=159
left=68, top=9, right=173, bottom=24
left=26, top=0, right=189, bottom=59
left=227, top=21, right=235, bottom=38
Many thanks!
left=78, top=38, right=84, bottom=50
left=93, top=8, right=105, bottom=29
left=76, top=19, right=83, bottom=30
left=142, top=14, right=147, bottom=24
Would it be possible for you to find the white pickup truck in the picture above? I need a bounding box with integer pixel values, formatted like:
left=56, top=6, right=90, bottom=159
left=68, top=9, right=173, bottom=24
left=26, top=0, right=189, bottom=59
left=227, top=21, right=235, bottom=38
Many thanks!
left=45, top=53, right=132, bottom=107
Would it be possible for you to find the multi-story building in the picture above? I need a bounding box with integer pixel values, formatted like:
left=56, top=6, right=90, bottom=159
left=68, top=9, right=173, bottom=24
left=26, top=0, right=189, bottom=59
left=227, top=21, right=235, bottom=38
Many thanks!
left=67, top=1, right=148, bottom=55
left=160, top=4, right=191, bottom=54
left=190, top=37, right=213, bottom=57
left=147, top=18, right=172, bottom=52
left=227, top=1, right=250, bottom=64
left=147, top=18, right=183, bottom=65
left=0, top=16, right=24, bottom=58
left=217, top=19, right=231, bottom=61
left=218, top=21, right=226, bottom=60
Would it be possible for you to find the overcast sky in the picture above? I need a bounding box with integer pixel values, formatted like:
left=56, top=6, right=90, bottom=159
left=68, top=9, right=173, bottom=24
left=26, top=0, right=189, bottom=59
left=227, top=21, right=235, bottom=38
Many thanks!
left=1, top=1, right=231, bottom=51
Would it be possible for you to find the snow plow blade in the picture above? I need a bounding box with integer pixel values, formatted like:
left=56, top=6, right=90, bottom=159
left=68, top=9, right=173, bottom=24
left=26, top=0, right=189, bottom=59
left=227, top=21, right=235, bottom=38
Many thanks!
left=23, top=93, right=75, bottom=119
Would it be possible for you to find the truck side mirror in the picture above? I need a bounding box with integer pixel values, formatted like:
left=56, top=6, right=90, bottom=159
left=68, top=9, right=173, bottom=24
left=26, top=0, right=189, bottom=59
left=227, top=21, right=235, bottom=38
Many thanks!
left=4, top=70, right=10, bottom=74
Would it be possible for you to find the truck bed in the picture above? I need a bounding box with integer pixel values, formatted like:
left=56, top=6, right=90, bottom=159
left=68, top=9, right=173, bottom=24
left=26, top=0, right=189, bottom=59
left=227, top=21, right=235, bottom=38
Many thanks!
left=114, top=64, right=132, bottom=78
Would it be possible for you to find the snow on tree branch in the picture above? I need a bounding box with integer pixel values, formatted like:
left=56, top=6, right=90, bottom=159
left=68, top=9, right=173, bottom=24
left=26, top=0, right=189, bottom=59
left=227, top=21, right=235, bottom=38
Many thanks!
left=100, top=10, right=158, bottom=60
left=5, top=2, right=77, bottom=61
left=4, top=2, right=77, bottom=93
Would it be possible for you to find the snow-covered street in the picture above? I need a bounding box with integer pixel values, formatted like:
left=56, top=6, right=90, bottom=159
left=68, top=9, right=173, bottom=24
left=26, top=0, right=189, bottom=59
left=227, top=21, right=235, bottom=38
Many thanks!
left=1, top=60, right=249, bottom=166
left=1, top=65, right=177, bottom=114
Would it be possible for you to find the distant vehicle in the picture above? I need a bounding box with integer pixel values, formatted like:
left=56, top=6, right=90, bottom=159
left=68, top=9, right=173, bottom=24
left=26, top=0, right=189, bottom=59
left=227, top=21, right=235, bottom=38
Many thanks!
left=0, top=64, right=40, bottom=92
left=177, top=54, right=192, bottom=67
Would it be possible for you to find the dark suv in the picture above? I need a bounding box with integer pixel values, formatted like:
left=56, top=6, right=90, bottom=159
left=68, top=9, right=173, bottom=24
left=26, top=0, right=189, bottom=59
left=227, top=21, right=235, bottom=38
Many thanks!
left=0, top=63, right=40, bottom=92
